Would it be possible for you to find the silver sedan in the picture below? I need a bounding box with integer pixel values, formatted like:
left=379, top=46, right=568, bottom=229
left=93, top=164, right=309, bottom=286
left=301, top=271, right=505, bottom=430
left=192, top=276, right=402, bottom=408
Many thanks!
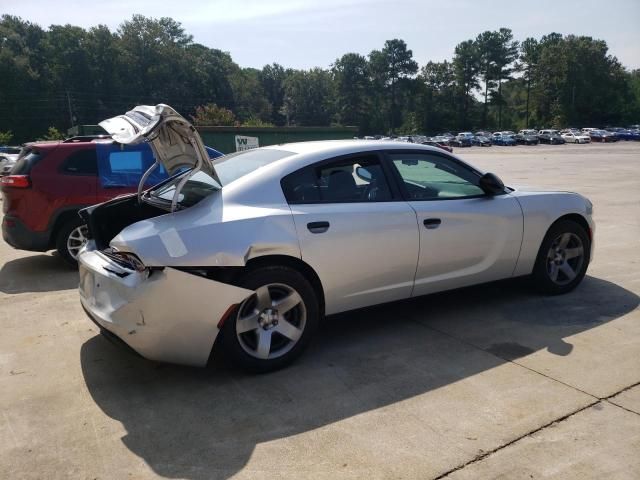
left=78, top=105, right=595, bottom=372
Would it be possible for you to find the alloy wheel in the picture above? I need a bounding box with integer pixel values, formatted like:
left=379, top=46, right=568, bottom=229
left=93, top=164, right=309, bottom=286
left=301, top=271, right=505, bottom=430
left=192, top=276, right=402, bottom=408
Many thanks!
left=235, top=283, right=307, bottom=360
left=67, top=224, right=89, bottom=260
left=546, top=232, right=584, bottom=286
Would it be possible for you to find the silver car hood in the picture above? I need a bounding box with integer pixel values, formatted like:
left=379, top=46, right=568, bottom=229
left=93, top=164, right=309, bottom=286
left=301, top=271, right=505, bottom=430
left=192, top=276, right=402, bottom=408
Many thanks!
left=99, top=104, right=220, bottom=193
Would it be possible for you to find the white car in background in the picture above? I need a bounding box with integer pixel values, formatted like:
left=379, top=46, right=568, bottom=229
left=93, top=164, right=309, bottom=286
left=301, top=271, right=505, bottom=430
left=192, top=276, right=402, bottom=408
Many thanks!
left=0, top=147, right=22, bottom=176
left=561, top=130, right=591, bottom=144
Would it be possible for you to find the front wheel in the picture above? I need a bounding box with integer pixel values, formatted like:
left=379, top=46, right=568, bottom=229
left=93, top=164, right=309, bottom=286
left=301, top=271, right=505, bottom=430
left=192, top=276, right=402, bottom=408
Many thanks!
left=532, top=219, right=590, bottom=294
left=221, top=265, right=319, bottom=372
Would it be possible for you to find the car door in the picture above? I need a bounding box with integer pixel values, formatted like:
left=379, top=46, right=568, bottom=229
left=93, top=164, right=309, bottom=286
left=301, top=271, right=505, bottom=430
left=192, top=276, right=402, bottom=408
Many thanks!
left=282, top=152, right=420, bottom=315
left=385, top=150, right=523, bottom=297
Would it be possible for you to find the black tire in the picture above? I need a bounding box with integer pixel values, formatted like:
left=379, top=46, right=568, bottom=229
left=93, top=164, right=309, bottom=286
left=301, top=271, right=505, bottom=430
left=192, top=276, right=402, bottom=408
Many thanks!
left=532, top=219, right=590, bottom=295
left=55, top=216, right=88, bottom=267
left=221, top=265, right=320, bottom=373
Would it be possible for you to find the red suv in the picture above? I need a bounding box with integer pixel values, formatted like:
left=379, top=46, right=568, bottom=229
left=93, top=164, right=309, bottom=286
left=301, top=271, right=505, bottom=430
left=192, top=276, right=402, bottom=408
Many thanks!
left=2, top=136, right=221, bottom=265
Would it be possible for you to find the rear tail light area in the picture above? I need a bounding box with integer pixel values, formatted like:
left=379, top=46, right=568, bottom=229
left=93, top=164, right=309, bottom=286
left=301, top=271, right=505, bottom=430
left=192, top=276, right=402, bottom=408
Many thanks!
left=1, top=175, right=30, bottom=188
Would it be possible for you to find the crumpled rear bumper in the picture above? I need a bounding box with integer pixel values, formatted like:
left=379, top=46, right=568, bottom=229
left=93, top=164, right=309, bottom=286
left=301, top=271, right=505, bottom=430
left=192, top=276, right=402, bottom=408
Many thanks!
left=78, top=247, right=253, bottom=367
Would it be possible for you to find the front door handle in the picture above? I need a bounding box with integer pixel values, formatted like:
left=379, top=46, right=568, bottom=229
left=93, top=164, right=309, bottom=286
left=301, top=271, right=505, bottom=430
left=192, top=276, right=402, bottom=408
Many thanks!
left=423, top=218, right=442, bottom=229
left=307, top=221, right=330, bottom=234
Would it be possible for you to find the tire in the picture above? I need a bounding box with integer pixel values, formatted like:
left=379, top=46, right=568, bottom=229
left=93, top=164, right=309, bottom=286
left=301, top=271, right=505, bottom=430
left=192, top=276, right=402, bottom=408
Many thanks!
left=55, top=216, right=89, bottom=267
left=531, top=219, right=590, bottom=295
left=221, top=265, right=320, bottom=373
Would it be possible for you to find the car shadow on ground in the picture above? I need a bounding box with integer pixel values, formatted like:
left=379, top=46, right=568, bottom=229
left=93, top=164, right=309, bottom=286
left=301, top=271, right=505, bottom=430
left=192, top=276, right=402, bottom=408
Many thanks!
left=0, top=253, right=78, bottom=294
left=80, top=275, right=638, bottom=480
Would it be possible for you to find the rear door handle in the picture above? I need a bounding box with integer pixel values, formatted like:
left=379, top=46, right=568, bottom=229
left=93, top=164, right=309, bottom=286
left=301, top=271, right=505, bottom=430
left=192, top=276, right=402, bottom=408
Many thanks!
left=307, top=221, right=330, bottom=234
left=423, top=218, right=442, bottom=229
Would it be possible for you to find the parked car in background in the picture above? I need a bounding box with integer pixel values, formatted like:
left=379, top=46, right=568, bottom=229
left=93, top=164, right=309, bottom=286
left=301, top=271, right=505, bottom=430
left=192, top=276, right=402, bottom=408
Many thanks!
left=1, top=135, right=222, bottom=265
left=475, top=131, right=493, bottom=138
left=0, top=146, right=22, bottom=176
left=450, top=134, right=473, bottom=148
left=561, top=130, right=591, bottom=144
left=515, top=130, right=540, bottom=145
left=421, top=139, right=453, bottom=153
left=606, top=127, right=640, bottom=141
left=471, top=135, right=492, bottom=146
left=538, top=130, right=566, bottom=145
left=78, top=104, right=595, bottom=371
left=588, top=129, right=617, bottom=143
left=432, top=135, right=452, bottom=146
left=492, top=134, right=517, bottom=146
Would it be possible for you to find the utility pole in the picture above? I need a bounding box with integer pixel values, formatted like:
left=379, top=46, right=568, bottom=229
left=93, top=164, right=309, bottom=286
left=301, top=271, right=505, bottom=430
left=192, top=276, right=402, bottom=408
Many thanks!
left=66, top=90, right=74, bottom=128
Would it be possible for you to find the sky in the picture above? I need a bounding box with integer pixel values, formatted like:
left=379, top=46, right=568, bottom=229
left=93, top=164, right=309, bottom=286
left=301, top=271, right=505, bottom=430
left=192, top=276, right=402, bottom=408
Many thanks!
left=3, top=0, right=640, bottom=70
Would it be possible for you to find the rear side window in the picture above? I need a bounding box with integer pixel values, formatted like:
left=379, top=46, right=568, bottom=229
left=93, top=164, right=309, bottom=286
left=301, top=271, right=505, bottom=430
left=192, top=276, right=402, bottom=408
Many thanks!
left=282, top=154, right=392, bottom=204
left=61, top=149, right=98, bottom=175
left=10, top=150, right=43, bottom=175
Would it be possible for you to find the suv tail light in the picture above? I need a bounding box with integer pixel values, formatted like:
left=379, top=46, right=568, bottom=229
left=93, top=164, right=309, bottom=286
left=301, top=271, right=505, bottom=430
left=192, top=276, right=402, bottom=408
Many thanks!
left=1, top=175, right=31, bottom=188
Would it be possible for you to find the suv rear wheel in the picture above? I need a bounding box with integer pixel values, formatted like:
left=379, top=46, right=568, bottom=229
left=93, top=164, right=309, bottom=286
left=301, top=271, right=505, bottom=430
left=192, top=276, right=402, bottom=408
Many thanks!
left=55, top=217, right=88, bottom=266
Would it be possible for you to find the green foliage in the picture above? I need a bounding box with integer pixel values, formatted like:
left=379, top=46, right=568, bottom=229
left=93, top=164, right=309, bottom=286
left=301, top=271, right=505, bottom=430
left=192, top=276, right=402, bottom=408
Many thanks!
left=0, top=14, right=638, bottom=141
left=283, top=68, right=333, bottom=126
left=0, top=131, right=13, bottom=144
left=39, top=127, right=65, bottom=140
left=242, top=116, right=274, bottom=127
left=191, top=104, right=236, bottom=126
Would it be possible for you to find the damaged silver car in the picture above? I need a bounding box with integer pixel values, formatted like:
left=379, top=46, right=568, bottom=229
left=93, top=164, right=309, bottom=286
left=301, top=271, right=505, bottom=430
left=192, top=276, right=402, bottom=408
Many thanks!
left=79, top=104, right=595, bottom=372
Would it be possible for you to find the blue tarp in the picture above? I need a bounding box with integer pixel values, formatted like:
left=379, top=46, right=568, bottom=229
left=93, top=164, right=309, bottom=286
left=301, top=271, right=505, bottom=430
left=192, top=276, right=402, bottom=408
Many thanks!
left=96, top=143, right=223, bottom=188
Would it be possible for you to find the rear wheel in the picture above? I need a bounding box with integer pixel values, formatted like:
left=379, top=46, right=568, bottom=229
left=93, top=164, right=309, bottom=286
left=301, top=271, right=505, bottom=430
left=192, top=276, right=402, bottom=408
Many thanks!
left=55, top=217, right=88, bottom=267
left=221, top=265, right=319, bottom=372
left=532, top=219, right=590, bottom=294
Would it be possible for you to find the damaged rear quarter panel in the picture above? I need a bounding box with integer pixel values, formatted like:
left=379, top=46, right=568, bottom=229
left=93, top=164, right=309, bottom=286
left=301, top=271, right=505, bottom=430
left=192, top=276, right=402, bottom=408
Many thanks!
left=79, top=252, right=254, bottom=366
left=108, top=184, right=301, bottom=268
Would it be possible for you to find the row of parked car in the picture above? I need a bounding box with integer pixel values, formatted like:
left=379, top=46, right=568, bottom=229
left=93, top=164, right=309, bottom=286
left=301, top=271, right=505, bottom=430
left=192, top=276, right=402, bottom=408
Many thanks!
left=363, top=125, right=640, bottom=150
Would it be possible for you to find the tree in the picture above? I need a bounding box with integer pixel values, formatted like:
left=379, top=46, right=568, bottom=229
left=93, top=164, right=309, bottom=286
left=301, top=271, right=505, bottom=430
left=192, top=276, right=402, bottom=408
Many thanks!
left=331, top=53, right=370, bottom=127
left=259, top=63, right=289, bottom=125
left=39, top=126, right=65, bottom=140
left=418, top=61, right=456, bottom=133
left=475, top=30, right=500, bottom=128
left=452, top=40, right=480, bottom=128
left=229, top=68, right=272, bottom=123
left=0, top=131, right=13, bottom=144
left=283, top=68, right=333, bottom=126
left=369, top=39, right=418, bottom=133
left=191, top=104, right=236, bottom=126
left=492, top=29, right=519, bottom=129
left=518, top=37, right=540, bottom=127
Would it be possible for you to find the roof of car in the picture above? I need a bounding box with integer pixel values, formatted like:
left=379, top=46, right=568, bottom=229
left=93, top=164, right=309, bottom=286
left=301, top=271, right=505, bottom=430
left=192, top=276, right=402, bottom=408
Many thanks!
left=261, top=139, right=437, bottom=156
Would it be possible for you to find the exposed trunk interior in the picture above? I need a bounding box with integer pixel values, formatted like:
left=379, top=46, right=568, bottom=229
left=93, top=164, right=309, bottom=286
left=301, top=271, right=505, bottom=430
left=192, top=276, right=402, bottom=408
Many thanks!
left=81, top=195, right=167, bottom=250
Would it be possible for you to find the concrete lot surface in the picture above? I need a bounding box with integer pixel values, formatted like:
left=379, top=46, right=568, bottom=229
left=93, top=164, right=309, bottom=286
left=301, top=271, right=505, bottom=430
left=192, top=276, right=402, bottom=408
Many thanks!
left=1, top=142, right=639, bottom=479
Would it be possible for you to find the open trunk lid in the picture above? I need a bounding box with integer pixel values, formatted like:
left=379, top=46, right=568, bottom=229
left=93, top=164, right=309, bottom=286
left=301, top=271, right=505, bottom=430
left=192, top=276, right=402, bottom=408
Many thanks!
left=99, top=104, right=220, bottom=207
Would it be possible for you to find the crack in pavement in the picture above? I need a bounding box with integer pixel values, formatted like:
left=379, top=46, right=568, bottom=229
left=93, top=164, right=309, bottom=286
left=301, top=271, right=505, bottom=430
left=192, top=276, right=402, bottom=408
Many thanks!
left=432, top=400, right=600, bottom=480
left=407, top=319, right=640, bottom=479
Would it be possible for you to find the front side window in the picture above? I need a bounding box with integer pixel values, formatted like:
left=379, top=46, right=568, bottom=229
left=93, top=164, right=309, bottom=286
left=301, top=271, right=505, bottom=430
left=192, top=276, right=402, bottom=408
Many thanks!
left=389, top=153, right=484, bottom=200
left=282, top=154, right=392, bottom=204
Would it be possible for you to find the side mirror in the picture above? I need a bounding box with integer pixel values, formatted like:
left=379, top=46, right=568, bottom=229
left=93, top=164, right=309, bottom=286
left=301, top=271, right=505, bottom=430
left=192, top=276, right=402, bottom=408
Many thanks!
left=479, top=172, right=505, bottom=195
